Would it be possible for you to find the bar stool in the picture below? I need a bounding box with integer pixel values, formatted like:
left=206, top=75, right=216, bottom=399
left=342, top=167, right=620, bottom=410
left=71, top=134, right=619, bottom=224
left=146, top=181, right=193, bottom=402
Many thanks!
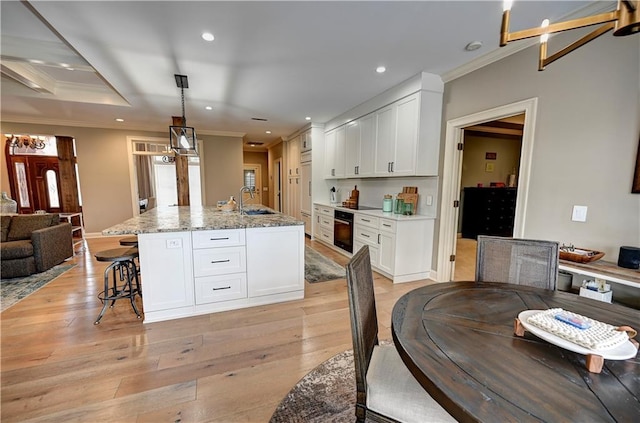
left=94, top=247, right=142, bottom=324
left=119, top=236, right=138, bottom=247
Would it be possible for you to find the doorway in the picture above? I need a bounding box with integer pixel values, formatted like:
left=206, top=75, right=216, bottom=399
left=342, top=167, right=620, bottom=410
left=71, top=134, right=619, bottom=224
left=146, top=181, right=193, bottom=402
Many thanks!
left=273, top=158, right=283, bottom=212
left=242, top=164, right=263, bottom=205
left=436, top=98, right=538, bottom=282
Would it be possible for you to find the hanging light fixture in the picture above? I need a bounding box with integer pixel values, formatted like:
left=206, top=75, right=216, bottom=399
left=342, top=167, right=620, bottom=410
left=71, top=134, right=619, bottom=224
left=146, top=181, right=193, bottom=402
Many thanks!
left=169, top=74, right=198, bottom=156
left=6, top=134, right=46, bottom=152
left=500, top=0, right=639, bottom=71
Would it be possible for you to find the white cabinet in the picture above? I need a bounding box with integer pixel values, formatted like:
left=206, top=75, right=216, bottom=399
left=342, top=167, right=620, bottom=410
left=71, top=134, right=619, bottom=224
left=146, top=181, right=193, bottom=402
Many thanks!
left=353, top=211, right=434, bottom=283
left=301, top=161, right=312, bottom=236
left=358, top=113, right=376, bottom=177
left=324, top=126, right=345, bottom=178
left=374, top=95, right=419, bottom=176
left=138, top=232, right=194, bottom=313
left=314, top=203, right=334, bottom=245
left=139, top=224, right=304, bottom=323
left=345, top=121, right=360, bottom=178
left=288, top=136, right=301, bottom=177
left=329, top=90, right=441, bottom=179
left=300, top=129, right=312, bottom=152
left=377, top=220, right=396, bottom=274
left=246, top=226, right=305, bottom=297
left=374, top=104, right=397, bottom=176
left=193, top=229, right=247, bottom=305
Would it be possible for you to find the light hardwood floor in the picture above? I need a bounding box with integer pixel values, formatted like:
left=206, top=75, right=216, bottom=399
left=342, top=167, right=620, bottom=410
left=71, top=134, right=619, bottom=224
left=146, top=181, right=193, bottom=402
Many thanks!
left=0, top=236, right=474, bottom=422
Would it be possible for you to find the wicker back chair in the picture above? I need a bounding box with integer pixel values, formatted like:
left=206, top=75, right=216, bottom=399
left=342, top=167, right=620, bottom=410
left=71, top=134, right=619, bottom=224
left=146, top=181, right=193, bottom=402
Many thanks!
left=346, top=245, right=455, bottom=423
left=475, top=236, right=559, bottom=289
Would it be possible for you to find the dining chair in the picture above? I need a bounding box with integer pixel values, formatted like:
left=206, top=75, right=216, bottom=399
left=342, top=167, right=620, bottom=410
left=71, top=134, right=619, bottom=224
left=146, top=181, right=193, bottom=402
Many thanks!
left=346, top=245, right=455, bottom=423
left=475, top=235, right=559, bottom=289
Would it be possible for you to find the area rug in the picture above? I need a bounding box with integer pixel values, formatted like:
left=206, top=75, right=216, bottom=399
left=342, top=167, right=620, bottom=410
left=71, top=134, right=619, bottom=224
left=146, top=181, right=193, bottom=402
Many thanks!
left=270, top=348, right=356, bottom=422
left=305, top=247, right=345, bottom=283
left=0, top=263, right=76, bottom=312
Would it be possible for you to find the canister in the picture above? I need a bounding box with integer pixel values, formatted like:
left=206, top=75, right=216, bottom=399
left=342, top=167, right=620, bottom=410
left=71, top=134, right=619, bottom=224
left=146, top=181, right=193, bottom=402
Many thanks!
left=383, top=195, right=393, bottom=212
left=395, top=199, right=404, bottom=214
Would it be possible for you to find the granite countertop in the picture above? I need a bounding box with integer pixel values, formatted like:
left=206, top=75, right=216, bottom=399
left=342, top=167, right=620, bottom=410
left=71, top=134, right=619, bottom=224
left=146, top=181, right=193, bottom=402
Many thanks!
left=102, top=205, right=303, bottom=235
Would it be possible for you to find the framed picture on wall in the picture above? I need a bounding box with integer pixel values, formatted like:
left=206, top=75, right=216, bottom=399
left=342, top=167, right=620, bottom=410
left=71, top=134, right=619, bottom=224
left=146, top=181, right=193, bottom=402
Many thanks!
left=633, top=137, right=640, bottom=194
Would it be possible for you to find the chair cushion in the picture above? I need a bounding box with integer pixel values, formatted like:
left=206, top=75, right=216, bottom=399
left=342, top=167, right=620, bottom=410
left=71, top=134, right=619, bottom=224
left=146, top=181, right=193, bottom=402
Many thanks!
left=0, top=240, right=34, bottom=259
left=367, top=344, right=456, bottom=423
left=7, top=214, right=58, bottom=241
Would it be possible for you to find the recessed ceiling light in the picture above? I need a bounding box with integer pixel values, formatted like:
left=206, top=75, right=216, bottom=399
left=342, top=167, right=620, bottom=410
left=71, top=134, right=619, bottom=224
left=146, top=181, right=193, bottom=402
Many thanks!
left=205, top=106, right=213, bottom=110
left=115, top=118, right=124, bottom=122
left=305, top=116, right=311, bottom=121
left=465, top=41, right=483, bottom=51
left=376, top=66, right=386, bottom=73
left=266, top=130, right=271, bottom=134
left=202, top=32, right=215, bottom=42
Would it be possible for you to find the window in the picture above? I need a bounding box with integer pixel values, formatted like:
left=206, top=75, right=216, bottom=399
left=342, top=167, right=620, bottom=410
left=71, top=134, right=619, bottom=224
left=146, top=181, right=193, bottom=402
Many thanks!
left=45, top=170, right=60, bottom=208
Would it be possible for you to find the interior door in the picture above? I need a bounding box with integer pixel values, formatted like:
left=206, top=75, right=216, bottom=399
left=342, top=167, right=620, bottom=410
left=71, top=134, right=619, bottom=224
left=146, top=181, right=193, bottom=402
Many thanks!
left=6, top=155, right=61, bottom=213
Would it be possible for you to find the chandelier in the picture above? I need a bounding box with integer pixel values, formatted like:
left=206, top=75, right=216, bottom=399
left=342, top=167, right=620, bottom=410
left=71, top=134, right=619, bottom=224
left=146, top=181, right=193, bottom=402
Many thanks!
left=6, top=134, right=46, bottom=151
left=169, top=74, right=198, bottom=156
left=500, top=0, right=639, bottom=70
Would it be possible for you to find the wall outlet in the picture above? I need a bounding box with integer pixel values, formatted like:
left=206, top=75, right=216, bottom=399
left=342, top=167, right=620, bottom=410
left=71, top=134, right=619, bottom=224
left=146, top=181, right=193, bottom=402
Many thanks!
left=571, top=205, right=588, bottom=222
left=426, top=195, right=433, bottom=206
left=166, top=239, right=182, bottom=249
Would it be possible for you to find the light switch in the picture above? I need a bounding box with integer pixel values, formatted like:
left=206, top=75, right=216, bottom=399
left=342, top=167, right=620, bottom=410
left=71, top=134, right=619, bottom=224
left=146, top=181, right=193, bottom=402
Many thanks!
left=571, top=205, right=588, bottom=222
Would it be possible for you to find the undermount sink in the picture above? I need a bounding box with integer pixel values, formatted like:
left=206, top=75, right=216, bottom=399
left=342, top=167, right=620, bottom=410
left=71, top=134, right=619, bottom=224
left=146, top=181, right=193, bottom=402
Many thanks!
left=243, top=209, right=275, bottom=215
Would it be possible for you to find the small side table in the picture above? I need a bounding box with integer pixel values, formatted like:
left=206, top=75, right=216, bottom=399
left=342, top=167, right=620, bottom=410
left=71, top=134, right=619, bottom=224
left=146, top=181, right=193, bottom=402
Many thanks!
left=59, top=212, right=85, bottom=251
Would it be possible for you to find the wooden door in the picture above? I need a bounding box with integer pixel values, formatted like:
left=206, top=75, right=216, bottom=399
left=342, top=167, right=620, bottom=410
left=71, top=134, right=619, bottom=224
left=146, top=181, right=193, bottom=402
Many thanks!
left=6, top=155, right=61, bottom=214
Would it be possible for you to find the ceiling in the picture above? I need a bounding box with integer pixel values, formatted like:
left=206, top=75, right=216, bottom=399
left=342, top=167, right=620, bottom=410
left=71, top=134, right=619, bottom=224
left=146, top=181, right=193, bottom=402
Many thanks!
left=1, top=1, right=607, bottom=151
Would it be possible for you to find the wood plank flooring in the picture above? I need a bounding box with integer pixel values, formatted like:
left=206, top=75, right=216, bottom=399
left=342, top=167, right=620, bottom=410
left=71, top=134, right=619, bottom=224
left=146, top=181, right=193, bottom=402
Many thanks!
left=1, top=236, right=475, bottom=422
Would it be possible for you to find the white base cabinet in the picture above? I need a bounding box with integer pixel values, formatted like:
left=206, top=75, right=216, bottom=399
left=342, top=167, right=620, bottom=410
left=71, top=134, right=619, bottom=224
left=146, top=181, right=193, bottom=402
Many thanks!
left=138, top=225, right=304, bottom=323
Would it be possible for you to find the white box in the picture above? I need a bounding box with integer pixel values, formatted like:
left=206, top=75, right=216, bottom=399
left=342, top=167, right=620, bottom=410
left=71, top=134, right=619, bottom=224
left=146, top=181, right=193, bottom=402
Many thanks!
left=579, top=287, right=612, bottom=303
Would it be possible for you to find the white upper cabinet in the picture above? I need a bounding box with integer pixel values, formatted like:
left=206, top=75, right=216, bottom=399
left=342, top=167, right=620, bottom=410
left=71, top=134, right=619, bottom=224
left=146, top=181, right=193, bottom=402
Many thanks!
left=300, top=129, right=312, bottom=152
left=358, top=113, right=376, bottom=177
left=373, top=103, right=397, bottom=176
left=323, top=80, right=443, bottom=179
left=324, top=126, right=345, bottom=178
left=345, top=121, right=360, bottom=178
left=288, top=135, right=301, bottom=177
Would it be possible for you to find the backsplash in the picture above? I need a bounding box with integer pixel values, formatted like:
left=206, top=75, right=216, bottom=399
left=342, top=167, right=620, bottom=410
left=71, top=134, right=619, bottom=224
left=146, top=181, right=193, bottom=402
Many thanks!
left=324, top=177, right=438, bottom=218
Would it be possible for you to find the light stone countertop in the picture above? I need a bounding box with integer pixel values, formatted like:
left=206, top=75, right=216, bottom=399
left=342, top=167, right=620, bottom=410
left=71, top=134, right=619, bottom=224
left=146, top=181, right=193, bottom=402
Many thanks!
left=102, top=205, right=303, bottom=235
left=315, top=202, right=436, bottom=221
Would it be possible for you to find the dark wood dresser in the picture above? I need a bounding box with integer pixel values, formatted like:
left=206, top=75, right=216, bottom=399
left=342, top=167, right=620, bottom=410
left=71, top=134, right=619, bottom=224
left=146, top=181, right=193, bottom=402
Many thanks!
left=461, top=187, right=517, bottom=239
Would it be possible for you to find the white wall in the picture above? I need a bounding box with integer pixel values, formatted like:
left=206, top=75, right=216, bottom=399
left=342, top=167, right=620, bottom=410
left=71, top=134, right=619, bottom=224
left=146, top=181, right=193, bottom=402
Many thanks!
left=442, top=30, right=640, bottom=262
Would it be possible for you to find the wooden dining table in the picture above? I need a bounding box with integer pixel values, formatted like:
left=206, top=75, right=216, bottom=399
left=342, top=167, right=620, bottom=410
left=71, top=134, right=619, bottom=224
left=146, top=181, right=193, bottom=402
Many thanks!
left=391, top=281, right=640, bottom=423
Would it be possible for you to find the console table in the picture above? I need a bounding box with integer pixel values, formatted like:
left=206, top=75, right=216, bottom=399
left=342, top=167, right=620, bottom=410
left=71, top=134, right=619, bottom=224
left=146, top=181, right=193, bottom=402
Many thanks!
left=559, top=259, right=640, bottom=289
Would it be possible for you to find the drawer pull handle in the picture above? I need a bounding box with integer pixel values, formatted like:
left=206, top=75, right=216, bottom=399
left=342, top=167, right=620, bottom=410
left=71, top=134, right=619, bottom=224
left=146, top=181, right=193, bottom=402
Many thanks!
left=211, top=259, right=231, bottom=263
left=378, top=234, right=381, bottom=244
left=212, top=286, right=231, bottom=291
left=362, top=219, right=370, bottom=222
left=383, top=224, right=391, bottom=227
left=362, top=234, right=370, bottom=238
left=210, top=237, right=230, bottom=241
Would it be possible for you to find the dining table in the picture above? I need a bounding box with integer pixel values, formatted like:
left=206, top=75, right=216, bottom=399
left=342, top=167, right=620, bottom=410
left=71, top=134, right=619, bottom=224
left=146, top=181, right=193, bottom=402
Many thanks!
left=391, top=281, right=640, bottom=423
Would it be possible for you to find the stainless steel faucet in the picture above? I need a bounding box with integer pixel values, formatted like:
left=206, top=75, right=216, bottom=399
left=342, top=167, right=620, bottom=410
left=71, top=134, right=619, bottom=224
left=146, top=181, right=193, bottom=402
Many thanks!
left=239, top=186, right=255, bottom=214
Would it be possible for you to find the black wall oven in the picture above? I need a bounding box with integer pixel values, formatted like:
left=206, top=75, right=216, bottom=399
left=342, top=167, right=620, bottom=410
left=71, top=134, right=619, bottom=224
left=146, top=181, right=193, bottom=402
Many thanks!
left=334, top=210, right=354, bottom=253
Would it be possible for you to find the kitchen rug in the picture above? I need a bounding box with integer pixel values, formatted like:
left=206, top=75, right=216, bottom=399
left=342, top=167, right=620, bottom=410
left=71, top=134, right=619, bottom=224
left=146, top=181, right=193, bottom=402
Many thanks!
left=1, top=263, right=76, bottom=312
left=305, top=247, right=345, bottom=283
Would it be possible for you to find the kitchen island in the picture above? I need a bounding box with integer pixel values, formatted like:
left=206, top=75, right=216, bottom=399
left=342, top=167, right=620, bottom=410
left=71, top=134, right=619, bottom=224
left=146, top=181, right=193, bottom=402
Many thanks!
left=103, top=205, right=304, bottom=323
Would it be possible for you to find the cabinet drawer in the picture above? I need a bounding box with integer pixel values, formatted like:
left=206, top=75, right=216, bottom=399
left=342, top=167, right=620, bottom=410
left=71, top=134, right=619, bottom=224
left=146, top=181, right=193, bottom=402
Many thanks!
left=379, top=219, right=396, bottom=233
left=355, top=214, right=378, bottom=229
left=193, top=246, right=246, bottom=277
left=318, top=227, right=334, bottom=244
left=354, top=224, right=378, bottom=246
left=319, top=216, right=334, bottom=230
left=193, top=229, right=245, bottom=249
left=319, top=206, right=334, bottom=216
left=195, top=273, right=247, bottom=304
